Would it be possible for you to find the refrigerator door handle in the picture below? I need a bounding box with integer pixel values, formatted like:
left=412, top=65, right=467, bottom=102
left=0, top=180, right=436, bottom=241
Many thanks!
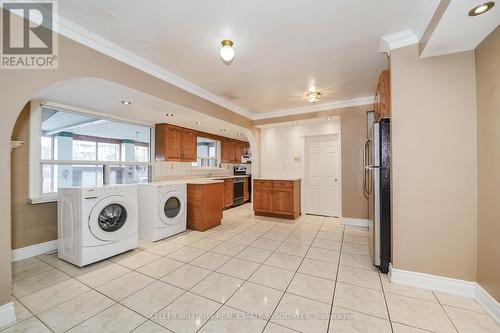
left=363, top=140, right=372, bottom=195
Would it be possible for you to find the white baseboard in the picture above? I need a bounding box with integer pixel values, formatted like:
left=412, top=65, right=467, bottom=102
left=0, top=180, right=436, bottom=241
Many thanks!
left=389, top=264, right=500, bottom=324
left=389, top=265, right=477, bottom=297
left=341, top=217, right=369, bottom=228
left=11, top=240, right=58, bottom=262
left=476, top=284, right=500, bottom=325
left=0, top=302, right=16, bottom=329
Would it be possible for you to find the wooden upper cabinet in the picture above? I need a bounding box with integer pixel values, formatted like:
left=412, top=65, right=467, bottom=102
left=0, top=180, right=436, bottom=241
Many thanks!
left=221, top=140, right=235, bottom=163
left=155, top=124, right=197, bottom=162
left=181, top=129, right=197, bottom=162
left=234, top=142, right=246, bottom=163
left=375, top=70, right=391, bottom=121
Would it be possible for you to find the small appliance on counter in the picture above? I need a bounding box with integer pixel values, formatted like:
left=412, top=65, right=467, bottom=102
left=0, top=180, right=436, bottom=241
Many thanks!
left=241, top=154, right=252, bottom=164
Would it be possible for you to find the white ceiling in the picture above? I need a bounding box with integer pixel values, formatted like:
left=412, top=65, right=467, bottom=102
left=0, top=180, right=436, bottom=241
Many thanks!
left=421, top=0, right=500, bottom=57
left=56, top=0, right=436, bottom=115
left=35, top=78, right=249, bottom=141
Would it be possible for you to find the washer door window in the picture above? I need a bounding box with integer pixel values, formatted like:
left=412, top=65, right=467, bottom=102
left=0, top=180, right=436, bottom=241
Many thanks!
left=89, top=195, right=135, bottom=241
left=98, top=204, right=127, bottom=232
left=159, top=191, right=184, bottom=225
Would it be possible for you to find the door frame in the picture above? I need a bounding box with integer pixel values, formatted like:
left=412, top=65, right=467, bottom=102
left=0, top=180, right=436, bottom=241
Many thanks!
left=302, top=133, right=342, bottom=217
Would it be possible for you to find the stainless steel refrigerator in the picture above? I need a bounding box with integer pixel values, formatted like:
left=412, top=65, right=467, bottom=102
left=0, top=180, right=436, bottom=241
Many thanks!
left=364, top=112, right=391, bottom=273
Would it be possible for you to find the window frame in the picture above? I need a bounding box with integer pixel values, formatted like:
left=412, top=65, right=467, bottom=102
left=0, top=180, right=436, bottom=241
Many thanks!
left=29, top=101, right=154, bottom=204
left=191, top=137, right=222, bottom=169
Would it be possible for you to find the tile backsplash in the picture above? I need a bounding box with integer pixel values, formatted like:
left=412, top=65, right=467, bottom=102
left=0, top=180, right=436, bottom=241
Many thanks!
left=153, top=161, right=235, bottom=180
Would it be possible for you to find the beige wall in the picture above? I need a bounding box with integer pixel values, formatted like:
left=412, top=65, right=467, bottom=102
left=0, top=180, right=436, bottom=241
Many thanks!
left=11, top=104, right=58, bottom=250
left=475, top=26, right=500, bottom=301
left=0, top=14, right=256, bottom=306
left=391, top=45, right=478, bottom=281
left=255, top=105, right=370, bottom=219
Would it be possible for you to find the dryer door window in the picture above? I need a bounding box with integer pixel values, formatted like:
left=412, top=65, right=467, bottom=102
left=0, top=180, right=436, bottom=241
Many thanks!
left=164, top=197, right=181, bottom=218
left=98, top=204, right=127, bottom=232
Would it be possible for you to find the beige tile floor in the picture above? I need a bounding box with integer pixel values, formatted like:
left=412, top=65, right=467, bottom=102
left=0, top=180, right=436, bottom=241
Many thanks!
left=3, top=203, right=499, bottom=333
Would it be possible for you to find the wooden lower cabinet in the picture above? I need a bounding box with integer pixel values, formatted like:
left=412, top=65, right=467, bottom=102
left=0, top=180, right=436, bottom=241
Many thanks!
left=243, top=177, right=249, bottom=202
left=223, top=179, right=233, bottom=208
left=187, top=182, right=223, bottom=231
left=253, top=179, right=300, bottom=219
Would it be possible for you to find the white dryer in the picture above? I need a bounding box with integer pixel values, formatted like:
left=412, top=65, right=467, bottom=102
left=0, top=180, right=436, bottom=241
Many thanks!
left=58, top=185, right=138, bottom=267
left=137, top=182, right=187, bottom=242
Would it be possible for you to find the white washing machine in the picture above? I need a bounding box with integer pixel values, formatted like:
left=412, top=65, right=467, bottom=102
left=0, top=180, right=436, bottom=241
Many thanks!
left=137, top=182, right=187, bottom=242
left=58, top=185, right=138, bottom=267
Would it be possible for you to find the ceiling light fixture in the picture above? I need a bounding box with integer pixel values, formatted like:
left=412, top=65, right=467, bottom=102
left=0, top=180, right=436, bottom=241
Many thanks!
left=469, top=2, right=495, bottom=16
left=195, top=122, right=201, bottom=125
left=166, top=113, right=174, bottom=117
left=220, top=40, right=235, bottom=62
left=220, top=129, right=227, bottom=132
left=121, top=100, right=132, bottom=105
left=306, top=91, right=321, bottom=103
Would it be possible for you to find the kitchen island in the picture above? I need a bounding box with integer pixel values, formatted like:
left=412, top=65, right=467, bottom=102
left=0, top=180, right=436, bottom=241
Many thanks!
left=253, top=178, right=301, bottom=219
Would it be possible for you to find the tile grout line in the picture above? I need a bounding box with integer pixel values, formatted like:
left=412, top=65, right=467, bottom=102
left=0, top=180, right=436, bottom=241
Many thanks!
left=432, top=291, right=460, bottom=333
left=260, top=215, right=332, bottom=333
left=326, top=222, right=345, bottom=333
left=191, top=215, right=316, bottom=332
left=378, top=270, right=395, bottom=333
left=9, top=209, right=343, bottom=332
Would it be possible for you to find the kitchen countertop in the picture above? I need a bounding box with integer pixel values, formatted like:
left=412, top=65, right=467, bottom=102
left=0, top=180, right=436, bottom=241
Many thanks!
left=253, top=177, right=301, bottom=181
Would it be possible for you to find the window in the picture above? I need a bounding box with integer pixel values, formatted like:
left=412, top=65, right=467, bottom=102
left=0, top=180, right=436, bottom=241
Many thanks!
left=192, top=137, right=220, bottom=168
left=30, top=105, right=152, bottom=201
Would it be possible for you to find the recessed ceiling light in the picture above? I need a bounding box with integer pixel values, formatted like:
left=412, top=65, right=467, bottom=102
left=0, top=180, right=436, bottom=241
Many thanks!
left=469, top=2, right=495, bottom=16
left=195, top=122, right=201, bottom=125
left=220, top=129, right=226, bottom=132
left=166, top=113, right=174, bottom=117
left=121, top=100, right=132, bottom=105
left=237, top=133, right=242, bottom=137
left=220, top=40, right=235, bottom=62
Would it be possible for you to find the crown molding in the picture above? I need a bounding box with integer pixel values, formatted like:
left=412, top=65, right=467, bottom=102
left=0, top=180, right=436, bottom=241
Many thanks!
left=379, top=29, right=419, bottom=53
left=20, top=2, right=254, bottom=120
left=251, top=96, right=375, bottom=121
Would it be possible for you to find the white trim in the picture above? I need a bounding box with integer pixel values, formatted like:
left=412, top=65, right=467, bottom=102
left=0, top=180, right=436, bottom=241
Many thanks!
left=341, top=218, right=369, bottom=228
left=379, top=30, right=419, bottom=53
left=388, top=265, right=500, bottom=324
left=19, top=2, right=253, bottom=120
left=389, top=265, right=477, bottom=297
left=11, top=240, right=58, bottom=262
left=476, top=284, right=500, bottom=325
left=0, top=302, right=16, bottom=329
left=252, top=97, right=375, bottom=121
left=414, top=0, right=443, bottom=39
left=303, top=133, right=342, bottom=218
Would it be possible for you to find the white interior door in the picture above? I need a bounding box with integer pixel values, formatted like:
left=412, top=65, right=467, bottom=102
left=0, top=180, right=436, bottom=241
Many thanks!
left=304, top=135, right=340, bottom=217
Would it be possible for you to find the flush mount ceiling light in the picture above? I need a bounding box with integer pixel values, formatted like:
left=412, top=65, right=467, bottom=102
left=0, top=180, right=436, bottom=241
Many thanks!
left=306, top=91, right=321, bottom=103
left=165, top=113, right=174, bottom=117
left=121, top=100, right=132, bottom=105
left=220, top=40, right=235, bottom=62
left=469, top=2, right=495, bottom=16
